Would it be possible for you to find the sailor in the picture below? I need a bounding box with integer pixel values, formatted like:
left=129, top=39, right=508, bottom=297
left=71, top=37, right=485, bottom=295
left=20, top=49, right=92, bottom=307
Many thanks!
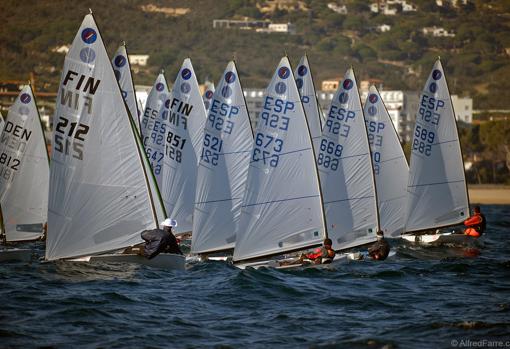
left=463, top=206, right=486, bottom=238
left=140, top=218, right=183, bottom=259
left=300, top=238, right=336, bottom=264
left=368, top=230, right=390, bottom=261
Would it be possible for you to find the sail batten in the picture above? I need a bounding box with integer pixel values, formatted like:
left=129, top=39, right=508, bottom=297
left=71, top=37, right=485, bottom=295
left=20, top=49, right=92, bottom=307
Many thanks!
left=405, top=59, right=469, bottom=232
left=233, top=57, right=326, bottom=263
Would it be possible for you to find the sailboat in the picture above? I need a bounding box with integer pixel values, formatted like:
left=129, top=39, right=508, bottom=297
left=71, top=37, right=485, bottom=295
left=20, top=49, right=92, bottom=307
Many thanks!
left=232, top=56, right=326, bottom=268
left=45, top=12, right=184, bottom=270
left=318, top=68, right=379, bottom=251
left=191, top=61, right=253, bottom=257
left=0, top=85, right=49, bottom=262
left=202, top=81, right=215, bottom=113
left=139, top=72, right=169, bottom=184
left=402, top=59, right=470, bottom=245
left=112, top=42, right=141, bottom=134
left=294, top=54, right=323, bottom=151
left=363, top=85, right=408, bottom=238
left=159, top=58, right=207, bottom=235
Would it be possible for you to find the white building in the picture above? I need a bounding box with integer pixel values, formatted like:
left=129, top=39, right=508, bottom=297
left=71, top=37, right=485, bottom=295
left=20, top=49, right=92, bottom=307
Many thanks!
left=371, top=0, right=416, bottom=13
left=377, top=24, right=392, bottom=32
left=422, top=26, right=455, bottom=37
left=258, top=23, right=296, bottom=34
left=52, top=45, right=70, bottom=54
left=451, top=95, right=473, bottom=123
left=436, top=0, right=468, bottom=7
left=129, top=55, right=150, bottom=66
left=327, top=3, right=348, bottom=14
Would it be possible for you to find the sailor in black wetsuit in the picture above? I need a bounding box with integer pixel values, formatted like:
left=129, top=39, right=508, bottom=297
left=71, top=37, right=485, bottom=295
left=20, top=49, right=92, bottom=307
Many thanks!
left=141, top=218, right=183, bottom=259
left=368, top=230, right=390, bottom=261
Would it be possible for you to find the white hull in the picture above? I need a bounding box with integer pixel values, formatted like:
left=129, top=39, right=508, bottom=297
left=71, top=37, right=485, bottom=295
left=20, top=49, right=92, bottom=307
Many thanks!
left=0, top=248, right=32, bottom=262
left=83, top=253, right=186, bottom=270
left=401, top=232, right=476, bottom=246
left=235, top=250, right=397, bottom=269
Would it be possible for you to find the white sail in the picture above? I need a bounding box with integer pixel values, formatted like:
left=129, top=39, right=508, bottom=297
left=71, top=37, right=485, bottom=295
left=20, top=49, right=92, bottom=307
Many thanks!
left=0, top=86, right=49, bottom=241
left=363, top=86, right=408, bottom=237
left=405, top=59, right=469, bottom=232
left=318, top=68, right=379, bottom=250
left=139, top=73, right=169, bottom=183
left=202, top=81, right=215, bottom=113
left=295, top=55, right=323, bottom=151
left=160, top=59, right=207, bottom=234
left=112, top=43, right=140, bottom=133
left=46, top=14, right=157, bottom=260
left=233, top=57, right=326, bottom=263
left=192, top=61, right=253, bottom=254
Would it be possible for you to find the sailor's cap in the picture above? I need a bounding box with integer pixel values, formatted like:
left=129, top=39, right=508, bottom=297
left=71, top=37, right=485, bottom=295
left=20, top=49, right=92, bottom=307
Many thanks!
left=160, top=218, right=178, bottom=228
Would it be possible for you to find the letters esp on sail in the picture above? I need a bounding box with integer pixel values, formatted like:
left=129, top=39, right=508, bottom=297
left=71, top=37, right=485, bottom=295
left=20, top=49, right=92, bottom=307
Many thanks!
left=233, top=57, right=326, bottom=263
left=405, top=59, right=469, bottom=232
left=192, top=61, right=253, bottom=254
left=318, top=68, right=379, bottom=250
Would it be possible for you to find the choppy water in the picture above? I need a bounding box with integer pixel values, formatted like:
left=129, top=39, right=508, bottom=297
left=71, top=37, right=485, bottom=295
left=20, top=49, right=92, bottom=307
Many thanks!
left=1, top=205, right=509, bottom=348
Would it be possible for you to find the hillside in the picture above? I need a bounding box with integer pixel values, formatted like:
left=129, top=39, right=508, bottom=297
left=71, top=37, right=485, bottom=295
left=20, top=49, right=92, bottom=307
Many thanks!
left=1, top=0, right=510, bottom=108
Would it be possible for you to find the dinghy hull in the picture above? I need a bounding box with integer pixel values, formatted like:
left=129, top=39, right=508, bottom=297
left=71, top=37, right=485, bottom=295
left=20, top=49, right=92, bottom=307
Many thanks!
left=0, top=248, right=32, bottom=262
left=401, top=233, right=476, bottom=246
left=86, top=253, right=186, bottom=270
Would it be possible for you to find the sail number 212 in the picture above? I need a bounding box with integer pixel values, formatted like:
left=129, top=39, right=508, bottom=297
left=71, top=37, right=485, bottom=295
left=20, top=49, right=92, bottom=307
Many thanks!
left=54, top=116, right=90, bottom=160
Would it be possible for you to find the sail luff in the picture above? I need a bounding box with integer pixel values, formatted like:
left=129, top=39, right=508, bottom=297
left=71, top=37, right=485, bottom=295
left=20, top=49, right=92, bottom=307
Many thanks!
left=122, top=43, right=142, bottom=133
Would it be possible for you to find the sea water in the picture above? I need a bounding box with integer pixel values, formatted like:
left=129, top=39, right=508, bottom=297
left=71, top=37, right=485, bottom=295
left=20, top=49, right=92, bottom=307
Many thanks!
left=1, top=205, right=509, bottom=348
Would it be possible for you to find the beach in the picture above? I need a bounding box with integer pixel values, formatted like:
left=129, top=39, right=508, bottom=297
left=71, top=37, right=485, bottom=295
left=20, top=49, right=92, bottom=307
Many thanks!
left=468, top=185, right=510, bottom=204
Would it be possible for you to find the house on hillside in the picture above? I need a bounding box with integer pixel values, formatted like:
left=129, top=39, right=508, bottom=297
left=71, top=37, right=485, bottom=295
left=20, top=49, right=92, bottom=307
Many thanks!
left=52, top=45, right=70, bottom=54
left=377, top=24, right=391, bottom=32
left=129, top=55, right=150, bottom=66
left=257, top=23, right=296, bottom=34
left=422, top=26, right=455, bottom=37
left=327, top=3, right=348, bottom=14
left=370, top=0, right=417, bottom=14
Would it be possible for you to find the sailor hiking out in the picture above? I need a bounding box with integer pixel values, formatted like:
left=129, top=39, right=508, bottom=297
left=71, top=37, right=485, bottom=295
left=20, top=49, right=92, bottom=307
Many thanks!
left=463, top=206, right=486, bottom=238
left=141, top=218, right=183, bottom=259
